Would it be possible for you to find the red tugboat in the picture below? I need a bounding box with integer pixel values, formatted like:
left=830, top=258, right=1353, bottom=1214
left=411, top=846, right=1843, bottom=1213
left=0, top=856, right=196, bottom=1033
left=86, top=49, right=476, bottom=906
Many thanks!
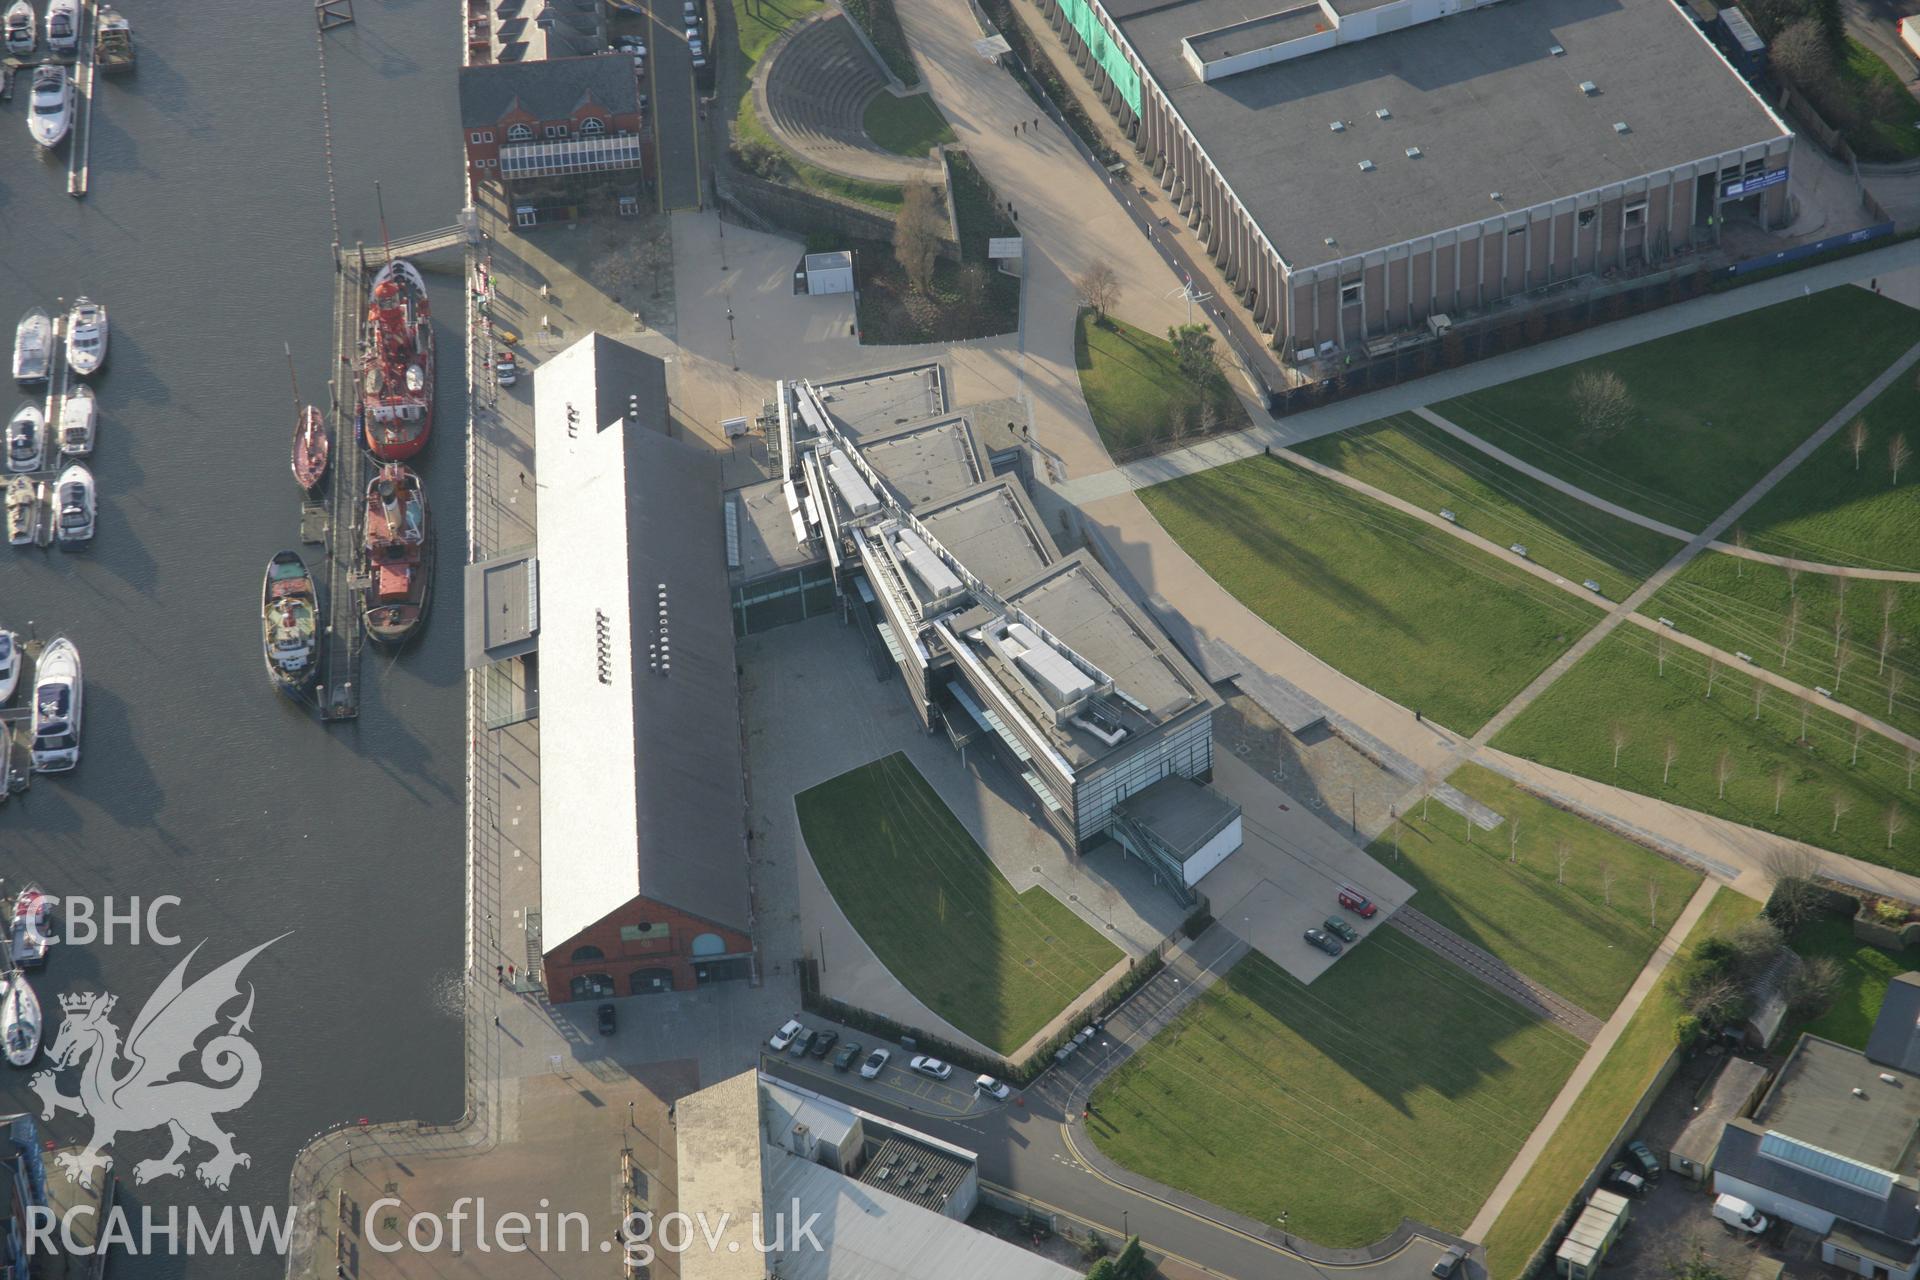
left=359, top=258, right=434, bottom=461
left=361, top=463, right=432, bottom=644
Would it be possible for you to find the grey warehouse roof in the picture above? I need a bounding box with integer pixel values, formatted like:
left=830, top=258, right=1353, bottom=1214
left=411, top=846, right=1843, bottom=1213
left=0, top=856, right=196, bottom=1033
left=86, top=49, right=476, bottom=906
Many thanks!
left=1866, top=973, right=1920, bottom=1073
left=815, top=364, right=949, bottom=437
left=857, top=417, right=990, bottom=508
left=457, top=53, right=639, bottom=128
left=915, top=480, right=1056, bottom=593
left=1110, top=0, right=1788, bottom=268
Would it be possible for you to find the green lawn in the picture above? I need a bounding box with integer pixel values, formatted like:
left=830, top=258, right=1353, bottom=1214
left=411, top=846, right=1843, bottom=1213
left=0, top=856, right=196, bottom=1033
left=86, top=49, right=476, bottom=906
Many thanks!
left=1075, top=312, right=1250, bottom=456
left=1490, top=627, right=1920, bottom=870
left=794, top=754, right=1121, bottom=1054
left=1779, top=913, right=1920, bottom=1051
left=1141, top=455, right=1603, bottom=733
left=1837, top=38, right=1920, bottom=162
left=863, top=92, right=954, bottom=157
left=1736, top=365, right=1920, bottom=571
left=1089, top=935, right=1586, bottom=1247
left=1481, top=889, right=1761, bottom=1280
left=1292, top=413, right=1682, bottom=594
left=1382, top=764, right=1703, bottom=1018
left=1435, top=289, right=1920, bottom=528
left=1644, top=554, right=1920, bottom=740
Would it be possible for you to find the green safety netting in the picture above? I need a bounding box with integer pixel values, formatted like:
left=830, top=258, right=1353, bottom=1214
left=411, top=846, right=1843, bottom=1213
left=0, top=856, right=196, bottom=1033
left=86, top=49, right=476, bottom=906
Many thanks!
left=1057, top=0, right=1142, bottom=117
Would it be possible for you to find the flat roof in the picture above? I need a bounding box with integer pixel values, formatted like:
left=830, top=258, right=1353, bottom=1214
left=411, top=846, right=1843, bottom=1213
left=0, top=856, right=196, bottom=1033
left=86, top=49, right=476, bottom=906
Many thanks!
left=535, top=334, right=751, bottom=949
left=1113, top=775, right=1241, bottom=859
left=463, top=549, right=540, bottom=667
left=1754, top=1036, right=1920, bottom=1174
left=857, top=1134, right=972, bottom=1214
left=676, top=1072, right=766, bottom=1280
left=1673, top=1056, right=1769, bottom=1165
left=727, top=478, right=821, bottom=584
left=858, top=417, right=989, bottom=508
left=913, top=480, right=1055, bottom=592
left=1111, top=0, right=1788, bottom=267
left=814, top=365, right=948, bottom=438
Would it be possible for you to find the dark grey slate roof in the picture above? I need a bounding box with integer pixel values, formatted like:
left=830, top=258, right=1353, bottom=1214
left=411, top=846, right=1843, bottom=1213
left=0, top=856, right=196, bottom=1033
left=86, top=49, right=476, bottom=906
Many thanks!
left=458, top=53, right=637, bottom=128
left=1715, top=1121, right=1920, bottom=1244
left=1866, top=973, right=1920, bottom=1072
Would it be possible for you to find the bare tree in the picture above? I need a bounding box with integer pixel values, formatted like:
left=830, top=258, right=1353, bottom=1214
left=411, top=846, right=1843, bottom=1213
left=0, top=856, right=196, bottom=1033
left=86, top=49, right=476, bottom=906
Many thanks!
left=1663, top=737, right=1680, bottom=785
left=1893, top=433, right=1913, bottom=487
left=1848, top=417, right=1871, bottom=471
left=1733, top=525, right=1748, bottom=578
left=1753, top=677, right=1767, bottom=721
left=1787, top=955, right=1842, bottom=1020
left=1852, top=719, right=1866, bottom=766
left=1075, top=260, right=1122, bottom=321
left=1889, top=802, right=1909, bottom=851
left=1772, top=18, right=1836, bottom=90
left=1773, top=763, right=1790, bottom=816
left=1658, top=632, right=1671, bottom=676
left=1554, top=838, right=1573, bottom=884
left=1716, top=749, right=1736, bottom=799
left=1600, top=861, right=1615, bottom=906
left=1706, top=652, right=1721, bottom=698
left=1610, top=720, right=1631, bottom=769
left=1834, top=604, right=1850, bottom=659
left=1780, top=596, right=1802, bottom=665
left=1836, top=570, right=1851, bottom=613
left=1800, top=693, right=1814, bottom=745
left=891, top=182, right=944, bottom=294
left=1571, top=369, right=1635, bottom=442
left=1762, top=847, right=1823, bottom=932
left=1892, top=667, right=1907, bottom=719
left=1509, top=816, right=1520, bottom=864
left=1786, top=561, right=1803, bottom=597
left=1836, top=638, right=1856, bottom=693
left=1832, top=789, right=1853, bottom=834
left=1649, top=877, right=1661, bottom=928
left=1908, top=747, right=1919, bottom=791
left=1881, top=623, right=1897, bottom=677
left=1883, top=584, right=1900, bottom=642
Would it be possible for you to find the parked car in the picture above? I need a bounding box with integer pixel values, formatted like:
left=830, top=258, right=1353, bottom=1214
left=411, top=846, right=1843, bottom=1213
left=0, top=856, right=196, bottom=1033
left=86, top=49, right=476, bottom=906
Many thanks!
left=1432, top=1247, right=1466, bottom=1279
left=1604, top=1164, right=1646, bottom=1196
left=1322, top=917, right=1358, bottom=943
left=975, top=1074, right=1011, bottom=1100
left=909, top=1055, right=953, bottom=1081
left=682, top=0, right=701, bottom=21
left=1623, top=1139, right=1662, bottom=1182
left=688, top=34, right=703, bottom=55
left=613, top=34, right=646, bottom=54
left=597, top=1003, right=616, bottom=1036
left=859, top=1047, right=890, bottom=1079
left=1337, top=887, right=1378, bottom=918
left=809, top=1030, right=838, bottom=1059
left=1712, top=1194, right=1769, bottom=1235
left=769, top=1019, right=804, bottom=1052
left=832, top=1041, right=863, bottom=1072
left=1304, top=928, right=1343, bottom=956
left=789, top=1029, right=816, bottom=1057
left=493, top=350, right=518, bottom=386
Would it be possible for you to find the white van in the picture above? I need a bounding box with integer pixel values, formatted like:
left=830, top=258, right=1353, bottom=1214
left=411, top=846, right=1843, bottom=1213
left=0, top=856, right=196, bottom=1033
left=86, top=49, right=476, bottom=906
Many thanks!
left=1712, top=1194, right=1769, bottom=1235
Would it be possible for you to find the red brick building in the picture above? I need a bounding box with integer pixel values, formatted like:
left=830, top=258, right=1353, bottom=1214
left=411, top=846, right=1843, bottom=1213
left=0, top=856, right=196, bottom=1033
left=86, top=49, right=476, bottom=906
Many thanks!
left=458, top=55, right=648, bottom=223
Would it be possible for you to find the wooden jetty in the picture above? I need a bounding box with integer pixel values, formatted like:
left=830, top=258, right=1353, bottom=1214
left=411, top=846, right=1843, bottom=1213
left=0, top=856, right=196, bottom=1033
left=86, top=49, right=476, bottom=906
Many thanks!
left=66, top=0, right=99, bottom=198
left=315, top=250, right=367, bottom=723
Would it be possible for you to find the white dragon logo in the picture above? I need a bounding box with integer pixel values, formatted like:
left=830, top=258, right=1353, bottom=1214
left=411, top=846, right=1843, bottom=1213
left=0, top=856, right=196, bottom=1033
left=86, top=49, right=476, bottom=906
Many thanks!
left=28, top=936, right=285, bottom=1192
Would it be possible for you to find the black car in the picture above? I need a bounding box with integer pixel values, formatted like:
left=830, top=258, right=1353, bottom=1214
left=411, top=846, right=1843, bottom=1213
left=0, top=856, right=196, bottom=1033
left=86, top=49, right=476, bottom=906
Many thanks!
left=1304, top=928, right=1344, bottom=956
left=596, top=1003, right=616, bottom=1036
left=832, top=1041, right=863, bottom=1072
left=809, top=1030, right=839, bottom=1059
left=1624, top=1139, right=1662, bottom=1182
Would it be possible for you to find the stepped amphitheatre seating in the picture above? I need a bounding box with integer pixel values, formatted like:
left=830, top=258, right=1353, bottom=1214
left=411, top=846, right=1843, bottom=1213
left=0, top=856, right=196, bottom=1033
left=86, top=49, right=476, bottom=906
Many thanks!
left=758, top=13, right=942, bottom=185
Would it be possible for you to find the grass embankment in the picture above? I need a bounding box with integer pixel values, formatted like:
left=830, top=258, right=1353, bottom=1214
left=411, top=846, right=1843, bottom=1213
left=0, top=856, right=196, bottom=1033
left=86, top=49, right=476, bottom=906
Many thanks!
left=1074, top=312, right=1250, bottom=456
left=1140, top=455, right=1603, bottom=733
left=1435, top=289, right=1920, bottom=528
left=1491, top=627, right=1920, bottom=869
left=729, top=0, right=905, bottom=211
left=1292, top=413, right=1682, bottom=594
left=1645, top=554, right=1920, bottom=741
left=794, top=754, right=1120, bottom=1054
left=1479, top=888, right=1761, bottom=1280
left=1089, top=936, right=1586, bottom=1247
left=862, top=92, right=953, bottom=156
left=1779, top=913, right=1920, bottom=1050
left=1736, top=365, right=1920, bottom=571
left=1384, top=764, right=1702, bottom=1017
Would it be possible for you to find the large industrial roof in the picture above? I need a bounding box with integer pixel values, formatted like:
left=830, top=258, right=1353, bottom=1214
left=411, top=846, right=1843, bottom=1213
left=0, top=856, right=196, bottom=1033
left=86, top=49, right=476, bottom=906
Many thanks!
left=816, top=364, right=948, bottom=438
left=535, top=334, right=751, bottom=951
left=1753, top=1035, right=1920, bottom=1176
left=1109, top=0, right=1788, bottom=267
left=914, top=480, right=1055, bottom=593
left=858, top=417, right=990, bottom=508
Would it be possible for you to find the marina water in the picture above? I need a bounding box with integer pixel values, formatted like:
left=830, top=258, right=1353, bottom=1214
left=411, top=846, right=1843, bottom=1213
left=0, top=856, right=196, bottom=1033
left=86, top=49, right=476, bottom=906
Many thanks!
left=2, top=2, right=469, bottom=1273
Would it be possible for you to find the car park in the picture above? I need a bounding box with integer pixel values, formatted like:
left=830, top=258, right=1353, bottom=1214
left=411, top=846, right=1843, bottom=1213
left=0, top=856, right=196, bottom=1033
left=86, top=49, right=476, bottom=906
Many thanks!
left=597, top=1003, right=616, bottom=1036
left=1432, top=1246, right=1465, bottom=1278
left=1305, top=928, right=1343, bottom=956
left=1623, top=1139, right=1661, bottom=1182
left=1338, top=888, right=1378, bottom=918
left=788, top=1029, right=816, bottom=1058
left=769, top=1019, right=804, bottom=1052
left=809, top=1030, right=838, bottom=1059
left=1322, top=916, right=1358, bottom=943
left=859, top=1047, right=890, bottom=1079
left=975, top=1074, right=1010, bottom=1100
left=832, top=1041, right=862, bottom=1072
left=909, top=1055, right=953, bottom=1080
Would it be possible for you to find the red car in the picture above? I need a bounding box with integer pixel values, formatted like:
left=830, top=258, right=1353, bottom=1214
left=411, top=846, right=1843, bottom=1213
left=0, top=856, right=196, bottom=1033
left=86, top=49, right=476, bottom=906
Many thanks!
left=1338, top=888, right=1378, bottom=918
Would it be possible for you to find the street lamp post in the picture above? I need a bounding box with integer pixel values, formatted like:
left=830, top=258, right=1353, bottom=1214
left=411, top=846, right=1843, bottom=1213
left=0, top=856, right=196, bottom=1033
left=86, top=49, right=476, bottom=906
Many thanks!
left=1278, top=1211, right=1289, bottom=1249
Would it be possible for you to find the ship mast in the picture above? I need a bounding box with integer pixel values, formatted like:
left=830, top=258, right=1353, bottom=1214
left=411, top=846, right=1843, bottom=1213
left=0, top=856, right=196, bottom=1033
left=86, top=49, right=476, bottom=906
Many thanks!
left=375, top=180, right=392, bottom=264
left=284, top=342, right=301, bottom=411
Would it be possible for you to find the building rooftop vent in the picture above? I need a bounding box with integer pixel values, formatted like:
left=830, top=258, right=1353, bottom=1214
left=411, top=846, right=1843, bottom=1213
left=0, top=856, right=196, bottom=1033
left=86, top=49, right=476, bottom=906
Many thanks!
left=1357, top=159, right=1375, bottom=172
left=1329, top=120, right=1346, bottom=132
left=1489, top=191, right=1503, bottom=201
left=1580, top=80, right=1598, bottom=95
left=1549, top=42, right=1564, bottom=55
left=1374, top=107, right=1391, bottom=119
left=1324, top=236, right=1337, bottom=246
left=1405, top=145, right=1422, bottom=158
left=1613, top=121, right=1630, bottom=134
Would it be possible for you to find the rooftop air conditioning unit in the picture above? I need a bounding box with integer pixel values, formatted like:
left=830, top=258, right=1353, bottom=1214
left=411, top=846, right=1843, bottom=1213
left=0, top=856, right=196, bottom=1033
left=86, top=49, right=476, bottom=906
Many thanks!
left=1405, top=145, right=1422, bottom=158
left=1358, top=159, right=1375, bottom=171
left=1580, top=80, right=1598, bottom=95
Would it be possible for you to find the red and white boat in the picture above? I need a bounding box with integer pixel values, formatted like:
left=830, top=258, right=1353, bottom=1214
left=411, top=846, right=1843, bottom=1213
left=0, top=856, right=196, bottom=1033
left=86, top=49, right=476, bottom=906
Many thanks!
left=359, top=259, right=434, bottom=461
left=292, top=405, right=328, bottom=493
left=9, top=886, right=52, bottom=969
left=361, top=463, right=432, bottom=645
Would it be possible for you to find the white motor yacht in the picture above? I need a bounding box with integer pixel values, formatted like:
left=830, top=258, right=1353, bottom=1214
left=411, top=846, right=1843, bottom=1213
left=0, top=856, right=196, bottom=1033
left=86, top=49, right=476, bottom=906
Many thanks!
left=1, top=969, right=41, bottom=1067
left=29, top=637, right=81, bottom=773
left=65, top=297, right=106, bottom=376
left=7, top=404, right=44, bottom=475
left=12, top=309, right=50, bottom=384
left=54, top=463, right=93, bottom=543
left=26, top=65, right=73, bottom=149
left=59, top=384, right=94, bottom=456
left=3, top=0, right=33, bottom=55
left=44, top=0, right=74, bottom=52
left=0, top=630, right=19, bottom=704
